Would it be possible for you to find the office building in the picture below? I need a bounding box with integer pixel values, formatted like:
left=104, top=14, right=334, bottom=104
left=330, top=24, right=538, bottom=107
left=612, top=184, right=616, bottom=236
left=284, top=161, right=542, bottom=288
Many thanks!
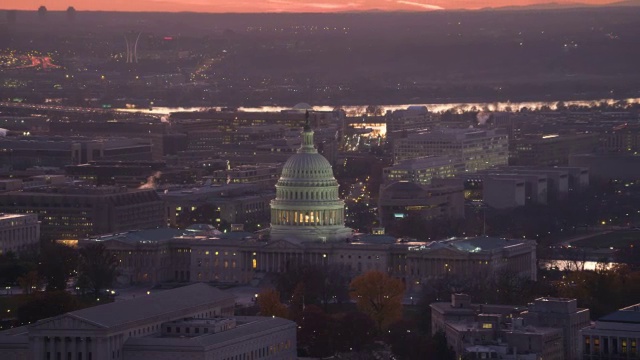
left=510, top=133, right=598, bottom=166
left=0, top=213, right=40, bottom=256
left=209, top=164, right=282, bottom=188
left=160, top=183, right=275, bottom=228
left=0, top=185, right=166, bottom=240
left=393, top=128, right=508, bottom=172
left=524, top=297, right=591, bottom=360
left=378, top=181, right=464, bottom=226
left=0, top=136, right=152, bottom=170
left=570, top=153, right=640, bottom=182
left=382, top=156, right=464, bottom=185
left=431, top=295, right=580, bottom=360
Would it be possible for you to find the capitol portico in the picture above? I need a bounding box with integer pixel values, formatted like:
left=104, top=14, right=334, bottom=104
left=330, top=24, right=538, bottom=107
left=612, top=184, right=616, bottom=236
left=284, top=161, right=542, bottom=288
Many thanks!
left=269, top=114, right=352, bottom=243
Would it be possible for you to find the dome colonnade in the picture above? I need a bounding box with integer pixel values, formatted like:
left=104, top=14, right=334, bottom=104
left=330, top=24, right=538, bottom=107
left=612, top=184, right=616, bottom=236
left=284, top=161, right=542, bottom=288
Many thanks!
left=269, top=114, right=352, bottom=242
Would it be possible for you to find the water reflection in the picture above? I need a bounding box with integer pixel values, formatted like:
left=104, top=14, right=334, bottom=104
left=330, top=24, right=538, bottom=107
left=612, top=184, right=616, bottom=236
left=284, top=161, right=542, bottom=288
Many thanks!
left=117, top=97, right=640, bottom=116
left=542, top=260, right=618, bottom=271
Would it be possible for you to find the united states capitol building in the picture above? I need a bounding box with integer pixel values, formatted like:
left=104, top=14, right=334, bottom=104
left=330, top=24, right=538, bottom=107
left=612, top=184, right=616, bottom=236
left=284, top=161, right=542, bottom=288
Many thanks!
left=78, top=119, right=538, bottom=288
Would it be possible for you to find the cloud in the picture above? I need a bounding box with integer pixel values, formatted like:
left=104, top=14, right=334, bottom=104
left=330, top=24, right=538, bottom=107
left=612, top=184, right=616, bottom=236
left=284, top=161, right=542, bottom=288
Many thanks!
left=395, top=0, right=444, bottom=10
left=267, top=0, right=363, bottom=10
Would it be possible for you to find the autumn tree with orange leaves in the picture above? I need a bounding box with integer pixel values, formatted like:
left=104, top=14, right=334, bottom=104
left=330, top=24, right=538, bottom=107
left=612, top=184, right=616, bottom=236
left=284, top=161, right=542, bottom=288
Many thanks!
left=256, top=288, right=289, bottom=319
left=350, top=270, right=405, bottom=332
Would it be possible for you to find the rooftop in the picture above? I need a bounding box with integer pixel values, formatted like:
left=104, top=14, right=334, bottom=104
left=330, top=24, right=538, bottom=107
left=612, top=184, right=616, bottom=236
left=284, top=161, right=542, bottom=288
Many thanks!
left=385, top=156, right=460, bottom=170
left=0, top=213, right=34, bottom=221
left=599, top=304, right=640, bottom=324
left=61, top=283, right=235, bottom=329
left=124, top=316, right=294, bottom=349
left=408, top=236, right=532, bottom=253
left=85, top=228, right=186, bottom=244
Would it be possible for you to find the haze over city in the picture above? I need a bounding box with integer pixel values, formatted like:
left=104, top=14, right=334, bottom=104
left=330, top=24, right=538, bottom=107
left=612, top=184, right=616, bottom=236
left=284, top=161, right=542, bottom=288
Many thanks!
left=5, top=0, right=627, bottom=12
left=1, top=2, right=640, bottom=360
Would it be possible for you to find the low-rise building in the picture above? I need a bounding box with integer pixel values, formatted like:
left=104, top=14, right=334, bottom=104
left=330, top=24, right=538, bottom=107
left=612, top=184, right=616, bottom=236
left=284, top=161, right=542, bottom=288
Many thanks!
left=378, top=181, right=465, bottom=226
left=431, top=295, right=582, bottom=360
left=160, top=184, right=275, bottom=228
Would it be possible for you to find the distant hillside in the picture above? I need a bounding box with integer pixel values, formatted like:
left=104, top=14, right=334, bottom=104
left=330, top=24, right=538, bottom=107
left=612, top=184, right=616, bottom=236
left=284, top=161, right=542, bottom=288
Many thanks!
left=482, top=0, right=640, bottom=11
left=482, top=2, right=593, bottom=11
left=608, top=0, right=640, bottom=6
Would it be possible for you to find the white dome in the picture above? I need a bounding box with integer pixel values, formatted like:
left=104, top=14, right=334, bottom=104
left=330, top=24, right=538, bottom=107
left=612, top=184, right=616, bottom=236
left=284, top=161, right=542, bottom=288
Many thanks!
left=270, top=124, right=352, bottom=243
left=280, top=152, right=334, bottom=180
left=292, top=103, right=313, bottom=111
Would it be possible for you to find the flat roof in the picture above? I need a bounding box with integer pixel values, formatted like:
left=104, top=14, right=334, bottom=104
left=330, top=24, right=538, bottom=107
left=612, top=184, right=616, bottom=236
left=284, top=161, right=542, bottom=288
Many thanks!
left=599, top=305, right=640, bottom=324
left=0, top=213, right=34, bottom=220
left=124, top=316, right=293, bottom=349
left=63, top=283, right=235, bottom=329
left=85, top=228, right=186, bottom=244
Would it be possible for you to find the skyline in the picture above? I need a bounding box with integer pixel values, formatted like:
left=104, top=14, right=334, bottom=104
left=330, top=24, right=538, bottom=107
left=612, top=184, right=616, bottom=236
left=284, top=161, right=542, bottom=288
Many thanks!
left=5, top=0, right=621, bottom=13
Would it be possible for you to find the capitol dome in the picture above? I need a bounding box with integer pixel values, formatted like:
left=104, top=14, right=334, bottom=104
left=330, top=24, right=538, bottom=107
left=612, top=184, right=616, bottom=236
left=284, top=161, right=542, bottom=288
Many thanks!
left=270, top=114, right=352, bottom=243
left=292, top=102, right=313, bottom=111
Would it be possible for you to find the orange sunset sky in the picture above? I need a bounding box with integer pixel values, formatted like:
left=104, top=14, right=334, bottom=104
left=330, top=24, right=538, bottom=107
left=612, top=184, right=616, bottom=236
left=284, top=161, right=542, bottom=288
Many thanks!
left=4, top=0, right=616, bottom=12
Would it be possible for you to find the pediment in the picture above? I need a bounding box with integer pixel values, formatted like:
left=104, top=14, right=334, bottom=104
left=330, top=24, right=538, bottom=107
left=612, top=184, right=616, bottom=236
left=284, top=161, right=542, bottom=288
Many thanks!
left=262, top=240, right=303, bottom=250
left=31, top=314, right=105, bottom=330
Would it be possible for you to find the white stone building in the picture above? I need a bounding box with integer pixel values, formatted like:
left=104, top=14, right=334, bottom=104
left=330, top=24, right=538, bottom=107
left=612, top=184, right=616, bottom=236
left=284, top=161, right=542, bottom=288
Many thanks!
left=0, top=284, right=296, bottom=360
left=581, top=303, right=640, bottom=359
left=0, top=213, right=40, bottom=256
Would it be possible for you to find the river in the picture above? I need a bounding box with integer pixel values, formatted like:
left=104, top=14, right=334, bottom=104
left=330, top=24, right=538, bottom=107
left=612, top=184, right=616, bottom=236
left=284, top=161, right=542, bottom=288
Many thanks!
left=115, top=97, right=640, bottom=116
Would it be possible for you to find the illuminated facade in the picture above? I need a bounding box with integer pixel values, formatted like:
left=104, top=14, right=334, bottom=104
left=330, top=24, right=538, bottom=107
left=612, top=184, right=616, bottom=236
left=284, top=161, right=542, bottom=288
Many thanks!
left=0, top=186, right=165, bottom=240
left=382, top=156, right=464, bottom=185
left=269, top=119, right=352, bottom=242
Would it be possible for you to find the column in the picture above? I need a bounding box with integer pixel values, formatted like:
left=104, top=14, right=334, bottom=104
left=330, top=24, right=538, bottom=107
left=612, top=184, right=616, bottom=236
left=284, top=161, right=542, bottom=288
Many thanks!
left=60, top=336, right=66, bottom=360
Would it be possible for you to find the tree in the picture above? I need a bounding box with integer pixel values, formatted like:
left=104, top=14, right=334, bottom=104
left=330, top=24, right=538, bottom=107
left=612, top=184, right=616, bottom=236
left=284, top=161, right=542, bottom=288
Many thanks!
left=6, top=10, right=17, bottom=24
left=366, top=105, right=384, bottom=116
left=66, top=6, right=76, bottom=22
left=350, top=270, right=405, bottom=332
left=276, top=264, right=349, bottom=310
left=333, top=311, right=376, bottom=352
left=0, top=252, right=36, bottom=286
left=39, top=243, right=78, bottom=291
left=77, top=243, right=118, bottom=299
left=18, top=270, right=42, bottom=295
left=297, top=305, right=336, bottom=357
left=432, top=330, right=456, bottom=360
left=16, top=291, right=82, bottom=325
left=256, top=288, right=288, bottom=318
left=37, top=6, right=47, bottom=20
